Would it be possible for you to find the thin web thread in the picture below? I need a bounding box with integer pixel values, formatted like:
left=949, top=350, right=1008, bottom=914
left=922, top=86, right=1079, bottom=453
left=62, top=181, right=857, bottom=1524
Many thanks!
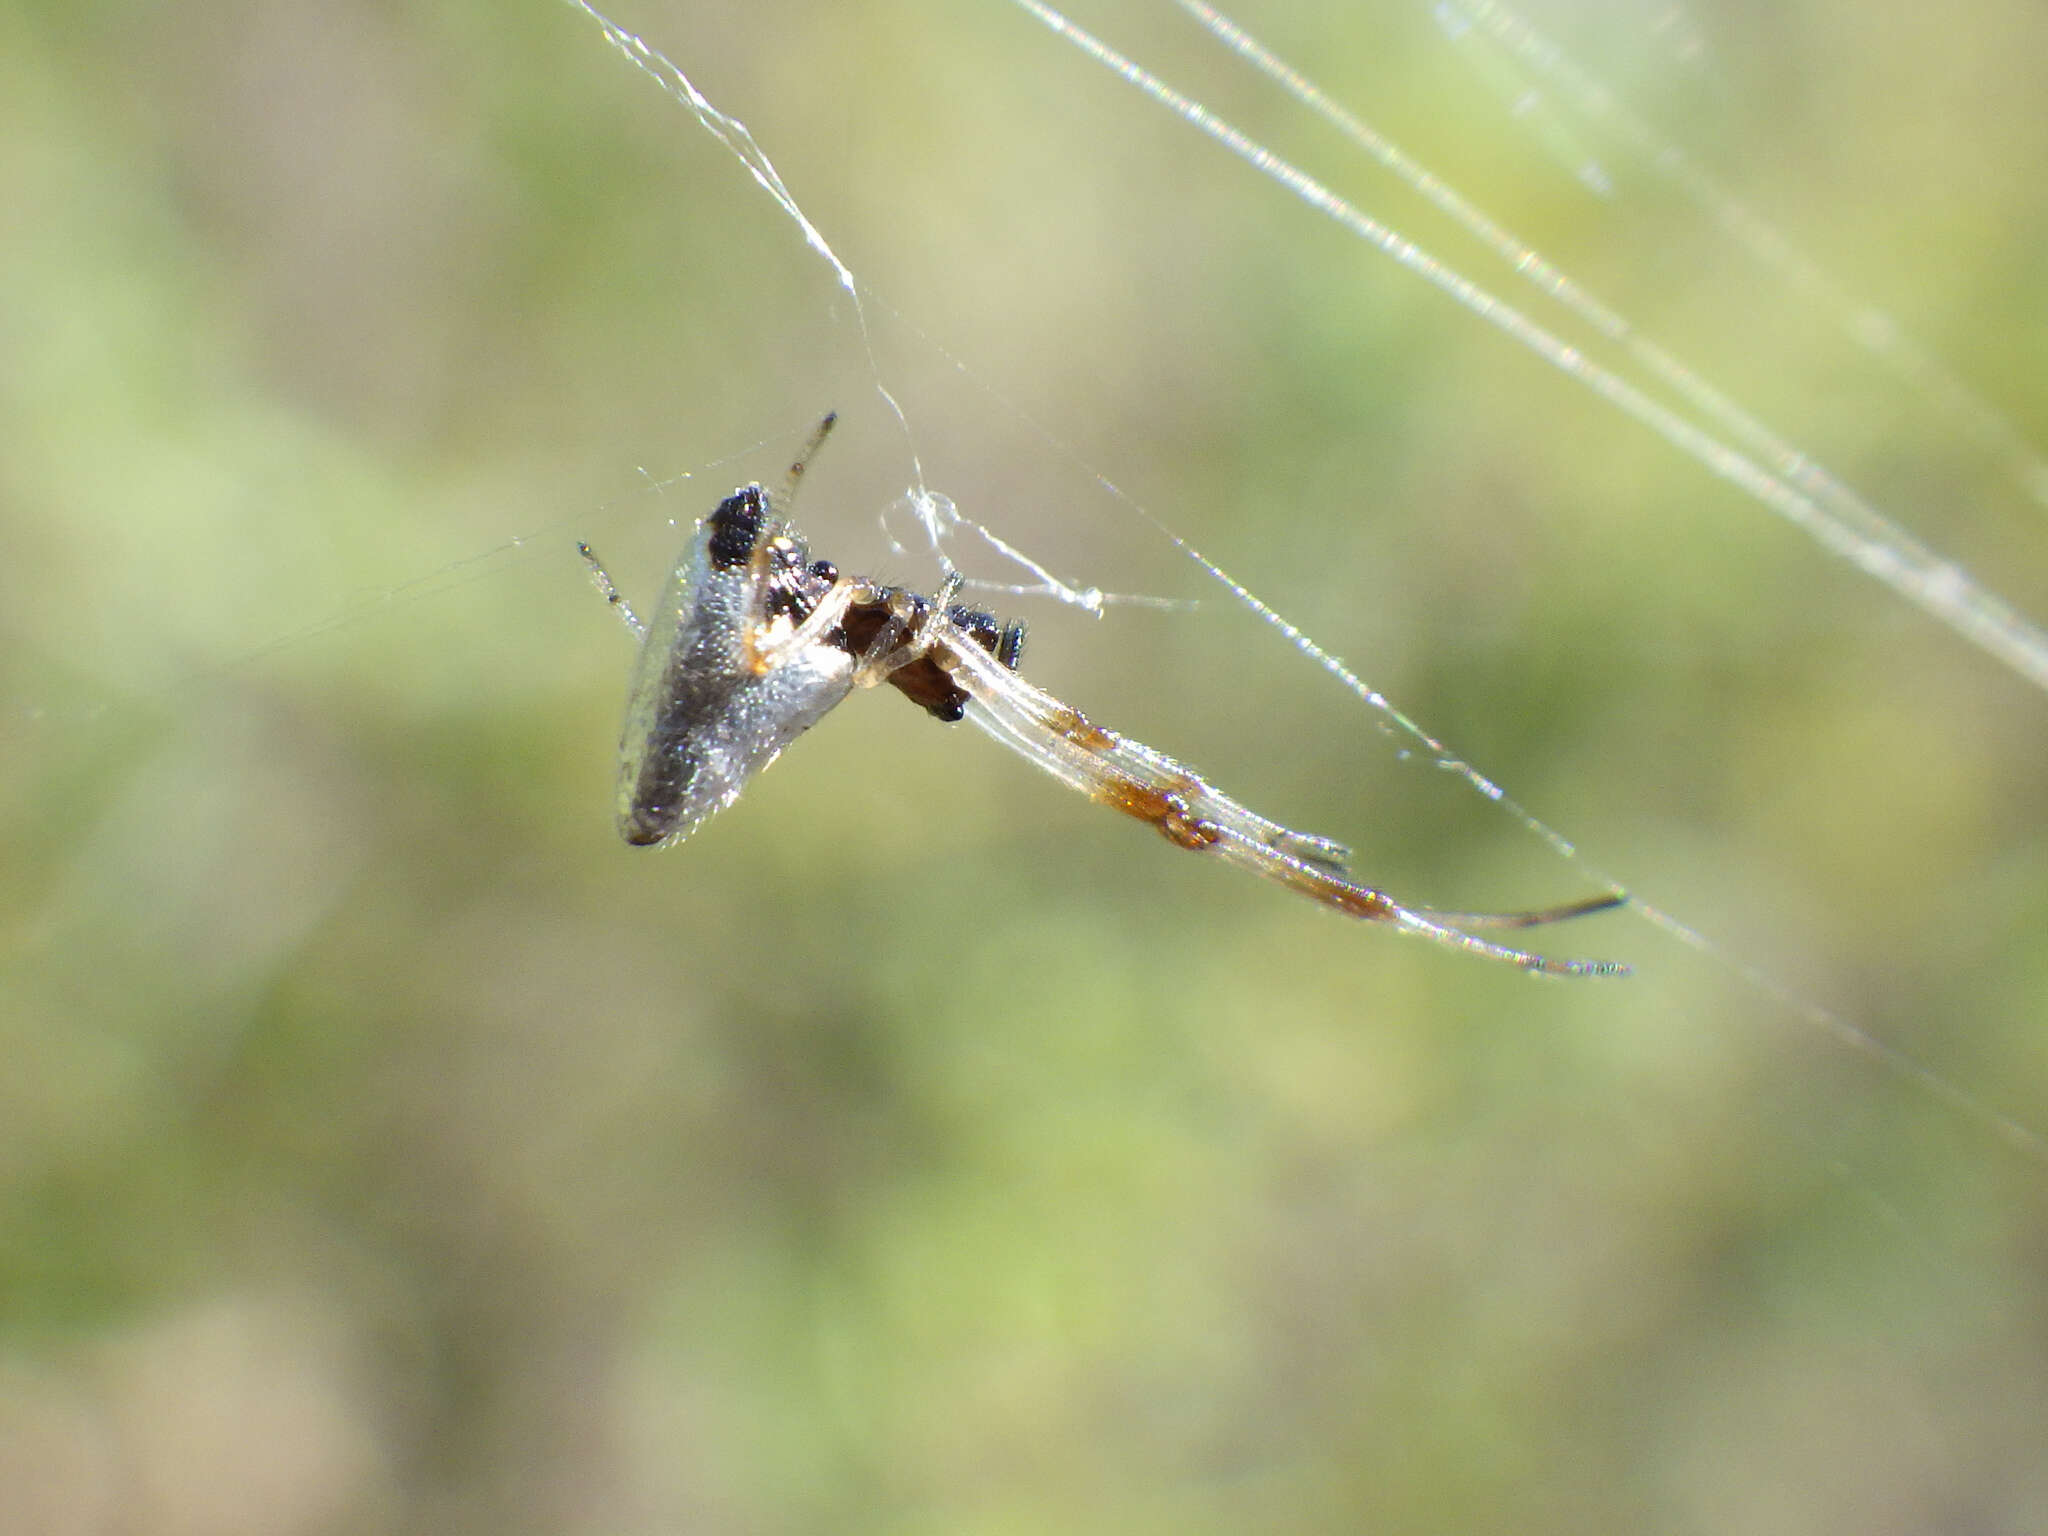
left=557, top=2, right=946, bottom=535
left=1009, top=0, right=2048, bottom=697
left=1069, top=463, right=2048, bottom=1162
left=1177, top=0, right=2043, bottom=628
left=559, top=0, right=1161, bottom=616
left=1008, top=0, right=2046, bottom=1160
left=1433, top=0, right=2048, bottom=512
left=556, top=0, right=2046, bottom=1162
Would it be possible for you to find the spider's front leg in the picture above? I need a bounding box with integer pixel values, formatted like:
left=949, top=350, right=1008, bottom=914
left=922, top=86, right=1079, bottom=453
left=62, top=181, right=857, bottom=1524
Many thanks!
left=935, top=631, right=1628, bottom=976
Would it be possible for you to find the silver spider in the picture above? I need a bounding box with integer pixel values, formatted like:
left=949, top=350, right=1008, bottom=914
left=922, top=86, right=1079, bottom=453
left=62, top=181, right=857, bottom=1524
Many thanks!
left=579, top=418, right=1626, bottom=976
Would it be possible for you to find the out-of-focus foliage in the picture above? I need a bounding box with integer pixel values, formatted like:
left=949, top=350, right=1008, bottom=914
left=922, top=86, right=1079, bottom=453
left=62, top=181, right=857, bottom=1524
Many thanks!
left=4, top=1, right=2046, bottom=1532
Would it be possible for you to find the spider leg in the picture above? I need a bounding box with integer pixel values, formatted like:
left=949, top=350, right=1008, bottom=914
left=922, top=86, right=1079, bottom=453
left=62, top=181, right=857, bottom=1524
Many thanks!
left=749, top=575, right=861, bottom=672
left=848, top=573, right=977, bottom=688
left=780, top=410, right=838, bottom=501
left=846, top=587, right=933, bottom=686
left=1270, top=865, right=1628, bottom=976
left=577, top=541, right=647, bottom=639
left=1273, top=828, right=1353, bottom=875
left=932, top=627, right=1626, bottom=977
left=1410, top=891, right=1628, bottom=931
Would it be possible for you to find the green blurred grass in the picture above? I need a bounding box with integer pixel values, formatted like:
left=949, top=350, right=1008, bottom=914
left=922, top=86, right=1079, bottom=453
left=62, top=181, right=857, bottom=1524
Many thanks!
left=3, top=1, right=2047, bottom=1532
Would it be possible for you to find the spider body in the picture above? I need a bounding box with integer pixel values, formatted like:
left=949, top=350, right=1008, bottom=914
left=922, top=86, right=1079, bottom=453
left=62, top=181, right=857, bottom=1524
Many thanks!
left=580, top=421, right=1626, bottom=976
left=607, top=487, right=853, bottom=846
left=838, top=596, right=1027, bottom=723
left=590, top=479, right=1027, bottom=846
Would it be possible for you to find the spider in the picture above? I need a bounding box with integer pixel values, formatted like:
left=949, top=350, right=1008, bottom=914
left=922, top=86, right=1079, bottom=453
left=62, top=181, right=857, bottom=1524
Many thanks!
left=579, top=417, right=1627, bottom=976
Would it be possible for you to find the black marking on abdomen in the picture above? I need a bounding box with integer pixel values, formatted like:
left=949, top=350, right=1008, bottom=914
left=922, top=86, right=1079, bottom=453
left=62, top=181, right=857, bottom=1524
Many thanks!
left=706, top=487, right=767, bottom=571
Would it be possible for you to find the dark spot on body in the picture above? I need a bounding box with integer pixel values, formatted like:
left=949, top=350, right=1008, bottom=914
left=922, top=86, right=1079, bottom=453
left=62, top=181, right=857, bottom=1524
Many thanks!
left=706, top=486, right=768, bottom=571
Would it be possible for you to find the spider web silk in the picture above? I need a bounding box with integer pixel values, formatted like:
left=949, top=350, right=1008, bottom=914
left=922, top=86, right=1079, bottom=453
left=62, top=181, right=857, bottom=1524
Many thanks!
left=8, top=6, right=2048, bottom=1531
left=1011, top=0, right=2048, bottom=695
left=554, top=0, right=2048, bottom=1160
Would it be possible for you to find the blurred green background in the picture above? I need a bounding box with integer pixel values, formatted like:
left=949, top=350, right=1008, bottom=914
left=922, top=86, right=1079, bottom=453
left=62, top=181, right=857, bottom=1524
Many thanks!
left=5, top=0, right=2047, bottom=1531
